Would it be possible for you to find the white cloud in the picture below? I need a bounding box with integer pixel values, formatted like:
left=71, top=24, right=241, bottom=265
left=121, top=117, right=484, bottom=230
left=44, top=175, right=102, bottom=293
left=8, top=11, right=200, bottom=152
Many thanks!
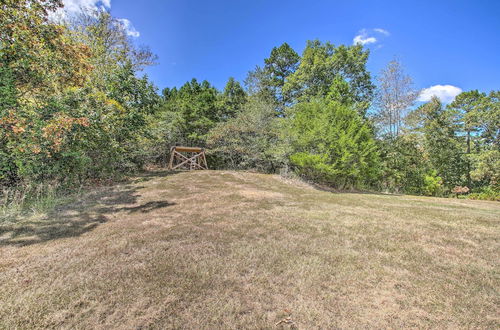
left=61, top=0, right=111, bottom=13
left=374, top=28, right=390, bottom=36
left=418, top=85, right=463, bottom=103
left=117, top=18, right=140, bottom=37
left=353, top=34, right=377, bottom=45
left=353, top=28, right=390, bottom=46
left=53, top=0, right=140, bottom=38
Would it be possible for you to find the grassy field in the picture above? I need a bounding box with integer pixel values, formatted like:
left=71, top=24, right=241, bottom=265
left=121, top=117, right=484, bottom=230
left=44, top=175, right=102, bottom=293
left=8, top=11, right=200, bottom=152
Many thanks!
left=0, top=170, right=499, bottom=329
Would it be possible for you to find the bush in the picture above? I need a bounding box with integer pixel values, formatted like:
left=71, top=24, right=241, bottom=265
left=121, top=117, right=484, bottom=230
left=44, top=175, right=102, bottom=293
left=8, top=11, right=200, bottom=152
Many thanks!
left=466, top=187, right=500, bottom=201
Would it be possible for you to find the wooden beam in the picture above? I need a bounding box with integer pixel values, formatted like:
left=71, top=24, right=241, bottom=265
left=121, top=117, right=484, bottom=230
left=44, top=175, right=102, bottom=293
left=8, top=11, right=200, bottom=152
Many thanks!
left=173, top=146, right=203, bottom=153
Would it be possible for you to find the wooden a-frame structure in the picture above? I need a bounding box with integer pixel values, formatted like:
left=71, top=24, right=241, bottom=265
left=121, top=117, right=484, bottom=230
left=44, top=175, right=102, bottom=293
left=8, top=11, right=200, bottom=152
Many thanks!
left=168, top=146, right=208, bottom=170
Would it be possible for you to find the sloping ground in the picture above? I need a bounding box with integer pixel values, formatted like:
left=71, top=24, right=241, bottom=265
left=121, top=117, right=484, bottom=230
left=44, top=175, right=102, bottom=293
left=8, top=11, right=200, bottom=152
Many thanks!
left=0, top=170, right=499, bottom=329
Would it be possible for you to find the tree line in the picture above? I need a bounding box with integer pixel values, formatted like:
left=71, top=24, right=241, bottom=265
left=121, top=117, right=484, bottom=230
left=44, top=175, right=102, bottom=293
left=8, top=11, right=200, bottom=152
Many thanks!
left=1, top=1, right=498, bottom=207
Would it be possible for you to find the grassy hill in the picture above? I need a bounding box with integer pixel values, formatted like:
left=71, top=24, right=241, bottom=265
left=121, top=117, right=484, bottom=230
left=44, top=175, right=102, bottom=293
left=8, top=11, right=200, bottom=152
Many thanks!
left=1, top=170, right=499, bottom=329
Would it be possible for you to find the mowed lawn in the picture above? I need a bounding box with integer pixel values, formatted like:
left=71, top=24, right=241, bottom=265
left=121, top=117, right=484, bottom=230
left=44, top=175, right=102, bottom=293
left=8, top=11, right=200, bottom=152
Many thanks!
left=0, top=171, right=499, bottom=329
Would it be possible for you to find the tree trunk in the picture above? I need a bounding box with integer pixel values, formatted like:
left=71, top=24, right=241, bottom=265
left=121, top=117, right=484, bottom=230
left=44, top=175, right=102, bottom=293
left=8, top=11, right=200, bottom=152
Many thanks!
left=466, top=130, right=471, bottom=188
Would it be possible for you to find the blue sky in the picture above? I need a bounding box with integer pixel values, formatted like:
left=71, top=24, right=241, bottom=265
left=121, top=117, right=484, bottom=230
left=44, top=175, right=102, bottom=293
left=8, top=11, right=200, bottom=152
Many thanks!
left=64, top=0, right=499, bottom=102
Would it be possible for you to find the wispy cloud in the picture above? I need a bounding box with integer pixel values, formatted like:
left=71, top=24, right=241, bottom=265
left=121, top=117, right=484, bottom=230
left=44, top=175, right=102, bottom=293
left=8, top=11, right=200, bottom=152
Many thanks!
left=418, top=85, right=462, bottom=103
left=117, top=18, right=140, bottom=37
left=353, top=28, right=390, bottom=46
left=374, top=28, right=390, bottom=36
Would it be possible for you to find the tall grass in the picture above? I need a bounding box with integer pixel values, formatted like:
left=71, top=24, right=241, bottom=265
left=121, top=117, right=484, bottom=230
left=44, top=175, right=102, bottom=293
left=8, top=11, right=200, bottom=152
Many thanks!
left=0, top=182, right=75, bottom=220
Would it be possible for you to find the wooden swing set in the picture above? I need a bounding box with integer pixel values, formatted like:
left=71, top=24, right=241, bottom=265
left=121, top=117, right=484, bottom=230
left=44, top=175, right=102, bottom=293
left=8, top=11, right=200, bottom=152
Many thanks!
left=168, top=146, right=208, bottom=170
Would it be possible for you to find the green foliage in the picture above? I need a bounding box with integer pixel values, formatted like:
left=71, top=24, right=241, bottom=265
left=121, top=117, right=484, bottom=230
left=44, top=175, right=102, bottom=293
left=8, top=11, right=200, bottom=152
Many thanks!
left=288, top=99, right=379, bottom=188
left=67, top=9, right=157, bottom=82
left=422, top=171, right=443, bottom=196
left=466, top=186, right=500, bottom=201
left=377, top=135, right=429, bottom=194
left=478, top=91, right=500, bottom=148
left=263, top=43, right=300, bottom=107
left=0, top=2, right=159, bottom=201
left=1, top=0, right=91, bottom=96
left=220, top=77, right=246, bottom=119
left=0, top=66, right=17, bottom=111
left=383, top=90, right=500, bottom=196
left=244, top=43, right=300, bottom=113
left=449, top=90, right=484, bottom=134
left=283, top=40, right=374, bottom=115
left=148, top=77, right=248, bottom=167
left=157, top=79, right=226, bottom=147
left=448, top=90, right=486, bottom=186
left=470, top=149, right=500, bottom=189
left=0, top=66, right=18, bottom=184
left=207, top=97, right=287, bottom=172
left=244, top=66, right=275, bottom=103
left=1, top=0, right=92, bottom=187
left=407, top=97, right=468, bottom=190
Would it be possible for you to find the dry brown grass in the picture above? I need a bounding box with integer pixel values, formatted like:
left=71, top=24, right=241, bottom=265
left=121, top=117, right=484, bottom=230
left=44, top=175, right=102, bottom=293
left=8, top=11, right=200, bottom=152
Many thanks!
left=0, top=170, right=499, bottom=329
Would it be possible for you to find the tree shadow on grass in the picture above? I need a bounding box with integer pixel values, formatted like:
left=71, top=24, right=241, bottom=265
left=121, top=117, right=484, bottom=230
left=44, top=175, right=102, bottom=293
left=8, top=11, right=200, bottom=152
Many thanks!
left=116, top=200, right=176, bottom=213
left=0, top=170, right=178, bottom=247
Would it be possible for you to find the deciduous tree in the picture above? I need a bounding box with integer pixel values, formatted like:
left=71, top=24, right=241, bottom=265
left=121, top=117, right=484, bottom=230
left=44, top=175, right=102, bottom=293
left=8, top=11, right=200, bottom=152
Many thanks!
left=374, top=59, right=419, bottom=137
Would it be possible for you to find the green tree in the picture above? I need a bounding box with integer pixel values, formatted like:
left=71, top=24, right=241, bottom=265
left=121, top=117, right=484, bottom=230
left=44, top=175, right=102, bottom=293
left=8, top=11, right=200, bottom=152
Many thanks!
left=477, top=90, right=500, bottom=148
left=244, top=42, right=300, bottom=112
left=377, top=134, right=430, bottom=194
left=244, top=65, right=274, bottom=102
left=287, top=95, right=379, bottom=188
left=157, top=79, right=224, bottom=147
left=283, top=40, right=374, bottom=115
left=58, top=8, right=160, bottom=180
left=449, top=90, right=485, bottom=187
left=0, top=0, right=90, bottom=93
left=470, top=150, right=500, bottom=190
left=219, top=77, right=247, bottom=119
left=407, top=97, right=467, bottom=190
left=0, top=0, right=93, bottom=186
left=0, top=1, right=160, bottom=191
left=263, top=43, right=300, bottom=107
left=0, top=66, right=17, bottom=111
left=67, top=9, right=157, bottom=90
left=469, top=90, right=500, bottom=190
left=0, top=66, right=19, bottom=185
left=207, top=97, right=286, bottom=172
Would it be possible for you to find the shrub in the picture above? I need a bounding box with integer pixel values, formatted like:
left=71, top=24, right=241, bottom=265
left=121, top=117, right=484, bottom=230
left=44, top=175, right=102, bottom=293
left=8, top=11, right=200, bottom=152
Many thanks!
left=466, top=187, right=500, bottom=201
left=422, top=171, right=443, bottom=196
